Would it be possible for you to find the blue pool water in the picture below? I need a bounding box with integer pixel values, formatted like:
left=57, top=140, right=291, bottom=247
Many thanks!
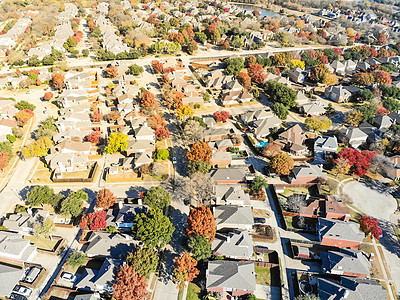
left=256, top=141, right=269, bottom=147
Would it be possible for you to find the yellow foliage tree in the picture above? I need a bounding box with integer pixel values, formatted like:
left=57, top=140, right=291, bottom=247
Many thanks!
left=175, top=105, right=194, bottom=120
left=322, top=73, right=338, bottom=85
left=305, top=116, right=332, bottom=132
left=289, top=59, right=305, bottom=69
left=347, top=28, right=355, bottom=37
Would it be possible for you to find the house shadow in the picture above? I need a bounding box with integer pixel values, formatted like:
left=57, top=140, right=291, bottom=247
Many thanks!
left=378, top=219, right=400, bottom=258
left=125, top=186, right=146, bottom=199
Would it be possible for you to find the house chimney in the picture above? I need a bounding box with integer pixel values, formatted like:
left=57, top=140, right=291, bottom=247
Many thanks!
left=369, top=253, right=375, bottom=261
left=118, top=201, right=123, bottom=209
left=27, top=208, right=33, bottom=215
left=124, top=235, right=131, bottom=240
left=138, top=198, right=142, bottom=205
left=226, top=235, right=231, bottom=243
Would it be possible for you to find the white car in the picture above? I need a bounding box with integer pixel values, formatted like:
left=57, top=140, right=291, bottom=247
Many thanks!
left=61, top=272, right=77, bottom=282
left=12, top=285, right=32, bottom=297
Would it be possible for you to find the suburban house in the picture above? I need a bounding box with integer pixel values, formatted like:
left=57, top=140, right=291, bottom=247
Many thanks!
left=134, top=152, right=153, bottom=168
left=210, top=150, right=232, bottom=168
left=210, top=168, right=247, bottom=184
left=373, top=114, right=393, bottom=130
left=214, top=184, right=251, bottom=206
left=53, top=129, right=90, bottom=144
left=219, top=89, right=253, bottom=106
left=0, top=231, right=37, bottom=263
left=239, top=109, right=276, bottom=125
left=203, top=128, right=230, bottom=142
left=0, top=263, right=25, bottom=297
left=321, top=249, right=371, bottom=278
left=75, top=258, right=122, bottom=293
left=126, top=139, right=155, bottom=156
left=82, top=232, right=139, bottom=259
left=134, top=125, right=154, bottom=140
left=317, top=277, right=387, bottom=300
left=0, top=119, right=17, bottom=141
left=106, top=201, right=147, bottom=230
left=289, top=164, right=327, bottom=184
left=45, top=153, right=91, bottom=173
left=338, top=127, right=368, bottom=148
left=206, top=260, right=256, bottom=297
left=276, top=124, right=307, bottom=155
left=299, top=102, right=326, bottom=116
left=2, top=209, right=57, bottom=235
left=314, top=136, right=338, bottom=154
left=330, top=60, right=346, bottom=76
left=389, top=155, right=400, bottom=180
left=51, top=140, right=92, bottom=155
left=287, top=67, right=307, bottom=83
left=324, top=86, right=352, bottom=102
left=214, top=205, right=253, bottom=230
left=211, top=229, right=253, bottom=259
left=300, top=197, right=350, bottom=220
left=318, top=218, right=364, bottom=249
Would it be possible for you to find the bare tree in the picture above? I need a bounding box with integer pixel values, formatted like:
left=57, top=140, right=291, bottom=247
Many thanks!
left=283, top=194, right=306, bottom=213
left=185, top=172, right=215, bottom=206
left=182, top=120, right=204, bottom=144
left=370, top=155, right=393, bottom=175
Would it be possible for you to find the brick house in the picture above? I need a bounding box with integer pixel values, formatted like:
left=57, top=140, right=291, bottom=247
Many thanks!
left=289, top=164, right=327, bottom=184
left=300, top=196, right=350, bottom=221
left=318, top=218, right=364, bottom=249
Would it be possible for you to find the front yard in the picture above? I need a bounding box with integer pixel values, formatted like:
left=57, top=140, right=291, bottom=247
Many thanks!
left=24, top=236, right=58, bottom=251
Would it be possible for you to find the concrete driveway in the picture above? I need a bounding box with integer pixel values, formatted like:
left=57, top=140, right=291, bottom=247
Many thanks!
left=343, top=181, right=397, bottom=221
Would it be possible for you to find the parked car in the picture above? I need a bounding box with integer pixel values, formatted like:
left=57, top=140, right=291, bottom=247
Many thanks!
left=173, top=157, right=177, bottom=164
left=10, top=294, right=27, bottom=300
left=110, top=162, right=121, bottom=167
left=61, top=272, right=77, bottom=282
left=254, top=217, right=267, bottom=224
left=12, top=286, right=32, bottom=297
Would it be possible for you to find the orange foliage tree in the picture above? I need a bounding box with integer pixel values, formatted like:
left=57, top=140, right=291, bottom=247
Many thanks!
left=52, top=73, right=65, bottom=91
left=247, top=63, right=267, bottom=84
left=14, top=109, right=34, bottom=126
left=237, top=72, right=251, bottom=89
left=112, top=265, right=148, bottom=300
left=141, top=91, right=158, bottom=108
left=186, top=142, right=212, bottom=162
left=173, top=252, right=199, bottom=290
left=148, top=114, right=167, bottom=129
left=105, top=65, right=119, bottom=78
left=96, top=188, right=117, bottom=210
left=186, top=206, right=216, bottom=242
left=0, top=151, right=9, bottom=171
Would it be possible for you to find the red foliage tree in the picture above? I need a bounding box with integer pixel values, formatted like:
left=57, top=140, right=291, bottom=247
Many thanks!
left=113, top=265, right=148, bottom=300
left=247, top=63, right=267, bottom=84
left=237, top=72, right=251, bottom=89
left=44, top=92, right=53, bottom=100
left=186, top=206, right=216, bottom=242
left=163, top=67, right=175, bottom=74
left=333, top=48, right=343, bottom=55
left=213, top=110, right=230, bottom=122
left=0, top=151, right=9, bottom=171
left=105, top=66, right=119, bottom=78
left=376, top=106, right=389, bottom=115
left=335, top=148, right=377, bottom=176
left=148, top=114, right=167, bottom=129
left=360, top=216, right=382, bottom=240
left=52, top=73, right=65, bottom=91
left=96, top=188, right=117, bottom=210
left=151, top=60, right=164, bottom=74
left=85, top=131, right=101, bottom=144
left=155, top=127, right=170, bottom=141
left=374, top=70, right=392, bottom=85
left=91, top=109, right=103, bottom=122
left=79, top=210, right=107, bottom=231
left=186, top=142, right=212, bottom=162
left=141, top=91, right=158, bottom=108
left=319, top=55, right=329, bottom=64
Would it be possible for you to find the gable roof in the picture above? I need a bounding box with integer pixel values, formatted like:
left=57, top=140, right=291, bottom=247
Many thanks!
left=300, top=102, right=326, bottom=115
left=206, top=260, right=256, bottom=291
left=83, top=232, right=138, bottom=258
left=0, top=263, right=24, bottom=297
left=314, top=136, right=338, bottom=152
left=291, top=163, right=326, bottom=179
left=212, top=229, right=253, bottom=258
left=210, top=168, right=246, bottom=182
left=0, top=231, right=37, bottom=261
left=134, top=126, right=154, bottom=138
left=318, top=218, right=364, bottom=243
left=214, top=205, right=253, bottom=227
left=321, top=249, right=371, bottom=276
left=279, top=124, right=305, bottom=145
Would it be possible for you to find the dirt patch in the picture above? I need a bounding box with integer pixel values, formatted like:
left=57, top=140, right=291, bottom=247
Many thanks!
left=253, top=209, right=271, bottom=219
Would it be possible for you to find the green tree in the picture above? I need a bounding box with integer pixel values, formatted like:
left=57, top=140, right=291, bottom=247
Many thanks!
left=60, top=190, right=88, bottom=217
left=82, top=49, right=89, bottom=57
left=232, top=36, right=244, bottom=49
left=265, top=81, right=297, bottom=107
left=143, top=186, right=172, bottom=209
left=195, top=32, right=207, bottom=43
left=155, top=149, right=169, bottom=160
left=225, top=57, right=244, bottom=76
left=36, top=116, right=57, bottom=138
left=188, top=234, right=212, bottom=260
left=383, top=97, right=400, bottom=112
left=203, top=91, right=211, bottom=102
left=127, top=64, right=144, bottom=76
left=357, top=103, right=377, bottom=123
left=27, top=185, right=63, bottom=208
left=15, top=101, right=36, bottom=111
left=187, top=161, right=211, bottom=175
left=27, top=55, right=41, bottom=67
left=357, top=89, right=374, bottom=102
left=0, top=141, right=13, bottom=160
left=251, top=176, right=268, bottom=192
left=135, top=208, right=175, bottom=248
left=105, top=133, right=128, bottom=154
left=34, top=218, right=55, bottom=239
left=272, top=102, right=289, bottom=120
left=67, top=251, right=87, bottom=267
left=126, top=248, right=159, bottom=279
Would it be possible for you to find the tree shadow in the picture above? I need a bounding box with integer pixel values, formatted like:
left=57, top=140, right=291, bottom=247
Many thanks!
left=378, top=219, right=400, bottom=259
left=19, top=185, right=32, bottom=201
left=125, top=186, right=146, bottom=198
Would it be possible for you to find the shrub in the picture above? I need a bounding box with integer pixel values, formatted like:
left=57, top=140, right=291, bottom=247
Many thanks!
left=6, top=135, right=16, bottom=143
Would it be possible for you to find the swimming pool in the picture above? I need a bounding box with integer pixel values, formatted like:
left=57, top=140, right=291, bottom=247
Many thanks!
left=256, top=141, right=269, bottom=147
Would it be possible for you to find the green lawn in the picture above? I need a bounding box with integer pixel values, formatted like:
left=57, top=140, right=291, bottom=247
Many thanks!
left=24, top=236, right=58, bottom=251
left=187, top=282, right=201, bottom=300
left=284, top=216, right=294, bottom=229
left=279, top=187, right=309, bottom=198
left=255, top=267, right=271, bottom=285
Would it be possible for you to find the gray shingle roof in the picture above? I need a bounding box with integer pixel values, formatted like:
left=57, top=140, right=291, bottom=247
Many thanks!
left=314, top=136, right=338, bottom=152
left=0, top=263, right=24, bottom=297
left=212, top=229, right=253, bottom=259
left=206, top=260, right=256, bottom=292
left=321, top=249, right=371, bottom=277
left=210, top=168, right=246, bottom=182
left=214, top=205, right=253, bottom=227
left=318, top=218, right=364, bottom=243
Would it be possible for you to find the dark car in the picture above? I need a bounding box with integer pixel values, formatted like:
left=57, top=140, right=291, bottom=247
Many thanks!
left=254, top=217, right=267, bottom=224
left=10, top=294, right=27, bottom=300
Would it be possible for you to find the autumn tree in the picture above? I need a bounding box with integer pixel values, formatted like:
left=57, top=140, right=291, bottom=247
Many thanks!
left=360, top=216, right=382, bottom=240
left=105, top=65, right=118, bottom=78
left=237, top=72, right=251, bottom=89
left=187, top=206, right=216, bottom=242
left=52, top=73, right=65, bottom=91
left=374, top=70, right=392, bottom=85
left=44, top=91, right=53, bottom=100
left=305, top=116, right=332, bottom=132
left=262, top=143, right=281, bottom=157
left=333, top=158, right=351, bottom=176
left=107, top=110, right=121, bottom=123
left=155, top=127, right=169, bottom=141
left=378, top=32, right=387, bottom=46
left=151, top=60, right=163, bottom=73
left=85, top=131, right=101, bottom=144
left=163, top=90, right=184, bottom=110
left=96, top=188, right=117, bottom=210
left=270, top=152, right=294, bottom=175
left=344, top=110, right=364, bottom=127
left=187, top=142, right=212, bottom=162
left=141, top=91, right=158, bottom=108
left=14, top=109, right=34, bottom=126
left=213, top=110, right=230, bottom=122
left=247, top=63, right=267, bottom=84
left=173, top=252, right=199, bottom=290
left=79, top=210, right=107, bottom=231
left=143, top=186, right=172, bottom=209
left=148, top=114, right=167, bottom=129
left=0, top=151, right=9, bottom=171
left=136, top=208, right=175, bottom=248
left=353, top=72, right=375, bottom=86
left=175, top=105, right=194, bottom=120
left=113, top=265, right=148, bottom=300
left=91, top=109, right=103, bottom=122
left=335, top=148, right=377, bottom=176
left=126, top=248, right=159, bottom=279
left=105, top=132, right=128, bottom=154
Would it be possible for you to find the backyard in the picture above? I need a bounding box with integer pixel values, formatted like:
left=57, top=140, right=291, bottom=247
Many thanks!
left=255, top=266, right=281, bottom=287
left=24, top=236, right=59, bottom=251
